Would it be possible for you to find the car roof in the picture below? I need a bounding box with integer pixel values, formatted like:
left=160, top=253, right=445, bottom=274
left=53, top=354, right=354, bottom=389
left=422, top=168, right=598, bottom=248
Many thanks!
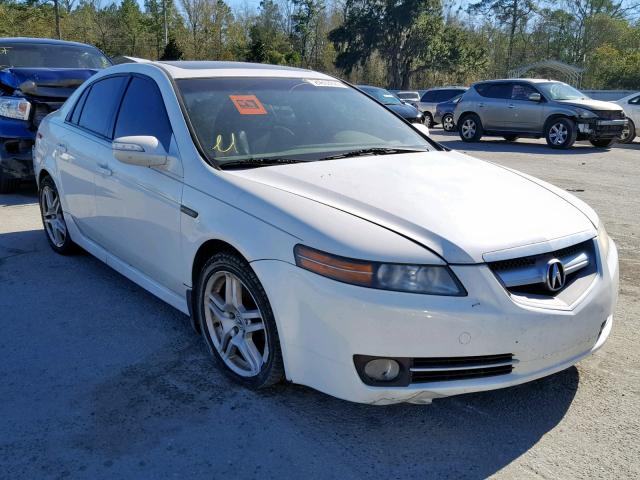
left=425, top=86, right=467, bottom=91
left=157, top=61, right=333, bottom=80
left=0, top=37, right=100, bottom=49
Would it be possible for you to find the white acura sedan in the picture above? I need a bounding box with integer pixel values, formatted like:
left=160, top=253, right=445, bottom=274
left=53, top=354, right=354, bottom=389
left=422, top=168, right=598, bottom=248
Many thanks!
left=33, top=61, right=619, bottom=404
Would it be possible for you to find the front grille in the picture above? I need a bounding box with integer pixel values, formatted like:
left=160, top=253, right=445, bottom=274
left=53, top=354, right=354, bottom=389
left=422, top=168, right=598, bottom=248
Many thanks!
left=488, top=239, right=595, bottom=296
left=411, top=354, right=514, bottom=383
left=593, top=110, right=625, bottom=120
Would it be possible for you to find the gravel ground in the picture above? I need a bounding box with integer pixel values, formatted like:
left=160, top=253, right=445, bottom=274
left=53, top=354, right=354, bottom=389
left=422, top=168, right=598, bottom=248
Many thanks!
left=1, top=131, right=638, bottom=479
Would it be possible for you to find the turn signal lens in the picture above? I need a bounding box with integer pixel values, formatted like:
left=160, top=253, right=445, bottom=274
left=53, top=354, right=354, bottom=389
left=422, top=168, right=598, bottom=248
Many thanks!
left=294, top=244, right=374, bottom=287
left=294, top=244, right=466, bottom=296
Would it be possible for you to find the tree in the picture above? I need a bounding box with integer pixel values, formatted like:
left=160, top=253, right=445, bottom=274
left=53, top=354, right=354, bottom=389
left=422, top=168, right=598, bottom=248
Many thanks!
left=160, top=35, right=184, bottom=59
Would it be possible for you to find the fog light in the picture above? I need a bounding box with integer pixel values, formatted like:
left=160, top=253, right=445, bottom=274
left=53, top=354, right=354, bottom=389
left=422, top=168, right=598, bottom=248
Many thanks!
left=364, top=359, right=400, bottom=382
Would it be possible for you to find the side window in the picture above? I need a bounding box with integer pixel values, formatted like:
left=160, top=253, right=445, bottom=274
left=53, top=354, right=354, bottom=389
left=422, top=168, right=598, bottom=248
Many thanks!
left=629, top=95, right=640, bottom=105
left=421, top=91, right=436, bottom=102
left=69, top=87, right=90, bottom=124
left=511, top=84, right=538, bottom=101
left=485, top=83, right=513, bottom=99
left=114, top=76, right=173, bottom=150
left=78, top=76, right=127, bottom=137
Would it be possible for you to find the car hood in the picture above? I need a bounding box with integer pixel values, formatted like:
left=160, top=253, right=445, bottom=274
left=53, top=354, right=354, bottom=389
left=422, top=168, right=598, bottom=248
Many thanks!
left=556, top=98, right=624, bottom=111
left=0, top=67, right=97, bottom=98
left=230, top=151, right=596, bottom=263
left=386, top=103, right=420, bottom=118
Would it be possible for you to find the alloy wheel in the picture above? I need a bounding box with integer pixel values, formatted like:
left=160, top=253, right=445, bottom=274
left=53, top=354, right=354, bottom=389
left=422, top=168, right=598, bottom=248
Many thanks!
left=620, top=124, right=631, bottom=142
left=443, top=115, right=454, bottom=131
left=549, top=122, right=568, bottom=145
left=203, top=270, right=268, bottom=377
left=461, top=118, right=476, bottom=139
left=40, top=185, right=67, bottom=248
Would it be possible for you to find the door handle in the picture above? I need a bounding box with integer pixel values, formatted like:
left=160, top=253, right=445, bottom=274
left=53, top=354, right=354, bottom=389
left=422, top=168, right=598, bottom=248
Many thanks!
left=508, top=104, right=515, bottom=108
left=57, top=143, right=67, bottom=153
left=97, top=164, right=112, bottom=176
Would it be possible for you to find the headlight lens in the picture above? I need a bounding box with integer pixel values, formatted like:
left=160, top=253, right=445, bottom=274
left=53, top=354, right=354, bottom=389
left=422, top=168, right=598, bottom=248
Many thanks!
left=576, top=107, right=597, bottom=119
left=0, top=97, right=31, bottom=121
left=598, top=222, right=610, bottom=258
left=293, top=244, right=466, bottom=296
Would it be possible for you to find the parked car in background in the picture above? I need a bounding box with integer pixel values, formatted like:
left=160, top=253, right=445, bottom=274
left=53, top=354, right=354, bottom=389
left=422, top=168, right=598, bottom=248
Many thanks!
left=0, top=37, right=110, bottom=192
left=417, top=87, right=467, bottom=127
left=434, top=94, right=463, bottom=132
left=394, top=90, right=421, bottom=104
left=615, top=91, right=639, bottom=143
left=358, top=85, right=424, bottom=124
left=34, top=61, right=618, bottom=405
left=454, top=79, right=627, bottom=149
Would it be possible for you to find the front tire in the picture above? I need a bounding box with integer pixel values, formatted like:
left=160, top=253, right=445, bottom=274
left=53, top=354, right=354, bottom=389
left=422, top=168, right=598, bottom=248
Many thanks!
left=544, top=117, right=577, bottom=149
left=619, top=119, right=636, bottom=144
left=38, top=176, right=76, bottom=254
left=442, top=114, right=455, bottom=132
left=196, top=252, right=284, bottom=389
left=458, top=114, right=483, bottom=142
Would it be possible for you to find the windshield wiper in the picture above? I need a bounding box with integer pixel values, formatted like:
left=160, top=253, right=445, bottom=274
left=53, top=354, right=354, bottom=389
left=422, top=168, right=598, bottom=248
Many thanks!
left=218, top=157, right=305, bottom=170
left=319, top=147, right=427, bottom=161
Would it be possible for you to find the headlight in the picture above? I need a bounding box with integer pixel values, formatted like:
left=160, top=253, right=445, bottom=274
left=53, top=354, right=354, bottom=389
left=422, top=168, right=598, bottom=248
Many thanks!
left=576, top=108, right=597, bottom=119
left=598, top=222, right=610, bottom=258
left=0, top=97, right=31, bottom=121
left=293, top=244, right=466, bottom=296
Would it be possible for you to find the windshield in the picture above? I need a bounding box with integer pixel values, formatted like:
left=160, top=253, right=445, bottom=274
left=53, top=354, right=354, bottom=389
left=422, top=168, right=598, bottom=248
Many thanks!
left=0, top=43, right=111, bottom=69
left=359, top=86, right=402, bottom=105
left=538, top=82, right=588, bottom=101
left=177, top=77, right=433, bottom=167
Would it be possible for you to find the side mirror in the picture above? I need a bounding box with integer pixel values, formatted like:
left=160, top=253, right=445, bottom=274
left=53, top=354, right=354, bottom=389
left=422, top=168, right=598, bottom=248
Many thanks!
left=528, top=92, right=542, bottom=102
left=112, top=136, right=168, bottom=167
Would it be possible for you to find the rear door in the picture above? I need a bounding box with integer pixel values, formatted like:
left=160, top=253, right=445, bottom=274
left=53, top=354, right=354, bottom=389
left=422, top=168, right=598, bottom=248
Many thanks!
left=476, top=83, right=513, bottom=130
left=507, top=82, right=544, bottom=132
left=57, top=75, right=127, bottom=241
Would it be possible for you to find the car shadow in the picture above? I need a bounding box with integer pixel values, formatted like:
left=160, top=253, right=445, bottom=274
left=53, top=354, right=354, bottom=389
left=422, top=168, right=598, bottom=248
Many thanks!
left=0, top=185, right=38, bottom=208
left=1, top=229, right=579, bottom=479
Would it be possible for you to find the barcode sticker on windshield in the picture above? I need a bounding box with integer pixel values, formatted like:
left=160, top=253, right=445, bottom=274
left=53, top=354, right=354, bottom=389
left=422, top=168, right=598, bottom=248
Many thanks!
left=229, top=95, right=268, bottom=115
left=304, top=79, right=347, bottom=88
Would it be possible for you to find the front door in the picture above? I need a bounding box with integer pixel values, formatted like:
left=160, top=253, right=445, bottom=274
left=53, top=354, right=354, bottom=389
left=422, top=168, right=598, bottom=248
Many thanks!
left=94, top=75, right=184, bottom=294
left=507, top=83, right=544, bottom=132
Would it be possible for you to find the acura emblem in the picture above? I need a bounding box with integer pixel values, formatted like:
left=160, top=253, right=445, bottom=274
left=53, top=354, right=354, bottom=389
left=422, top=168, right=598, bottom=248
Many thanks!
left=546, top=259, right=566, bottom=292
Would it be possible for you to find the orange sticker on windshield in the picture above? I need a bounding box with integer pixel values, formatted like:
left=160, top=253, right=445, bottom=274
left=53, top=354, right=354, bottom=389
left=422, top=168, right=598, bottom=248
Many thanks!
left=229, top=95, right=267, bottom=115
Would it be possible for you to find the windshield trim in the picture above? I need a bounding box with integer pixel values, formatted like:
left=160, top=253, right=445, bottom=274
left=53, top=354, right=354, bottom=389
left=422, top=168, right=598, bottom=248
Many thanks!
left=168, top=72, right=443, bottom=170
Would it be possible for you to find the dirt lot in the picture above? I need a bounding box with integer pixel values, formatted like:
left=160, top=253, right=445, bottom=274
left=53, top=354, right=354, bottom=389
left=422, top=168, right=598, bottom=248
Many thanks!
left=1, top=132, right=638, bottom=479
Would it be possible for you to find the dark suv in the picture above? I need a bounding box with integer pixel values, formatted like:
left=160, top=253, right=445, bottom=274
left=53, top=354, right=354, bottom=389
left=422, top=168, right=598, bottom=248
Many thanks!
left=0, top=37, right=111, bottom=192
left=453, top=79, right=627, bottom=149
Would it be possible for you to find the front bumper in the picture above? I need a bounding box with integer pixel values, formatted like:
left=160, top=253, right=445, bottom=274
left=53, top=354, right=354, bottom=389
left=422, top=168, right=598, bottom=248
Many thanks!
left=0, top=138, right=35, bottom=180
left=252, top=239, right=618, bottom=404
left=577, top=119, right=627, bottom=139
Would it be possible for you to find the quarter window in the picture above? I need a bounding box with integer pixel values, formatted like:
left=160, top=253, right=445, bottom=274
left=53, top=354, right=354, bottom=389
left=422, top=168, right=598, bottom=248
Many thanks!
left=114, top=77, right=173, bottom=150
left=629, top=95, right=640, bottom=105
left=78, top=76, right=127, bottom=137
left=69, top=87, right=90, bottom=125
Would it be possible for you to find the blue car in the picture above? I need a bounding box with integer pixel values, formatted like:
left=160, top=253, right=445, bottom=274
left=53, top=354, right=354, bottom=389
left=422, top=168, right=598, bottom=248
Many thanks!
left=0, top=37, right=111, bottom=192
left=434, top=94, right=463, bottom=132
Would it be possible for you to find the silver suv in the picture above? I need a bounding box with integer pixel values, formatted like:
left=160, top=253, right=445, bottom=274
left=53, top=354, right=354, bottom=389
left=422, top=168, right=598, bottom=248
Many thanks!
left=453, top=79, right=627, bottom=148
left=418, top=87, right=467, bottom=128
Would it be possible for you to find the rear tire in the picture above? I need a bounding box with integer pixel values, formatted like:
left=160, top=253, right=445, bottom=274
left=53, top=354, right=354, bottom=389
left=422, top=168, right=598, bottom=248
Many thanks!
left=423, top=112, right=434, bottom=128
left=544, top=117, right=577, bottom=149
left=619, top=119, right=635, bottom=144
left=196, top=252, right=284, bottom=390
left=38, top=176, right=77, bottom=254
left=589, top=138, right=615, bottom=148
left=442, top=114, right=455, bottom=132
left=458, top=114, right=483, bottom=142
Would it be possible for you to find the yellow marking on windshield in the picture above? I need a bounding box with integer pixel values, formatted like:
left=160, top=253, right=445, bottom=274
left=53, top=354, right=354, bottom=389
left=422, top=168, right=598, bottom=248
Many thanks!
left=213, top=133, right=237, bottom=154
